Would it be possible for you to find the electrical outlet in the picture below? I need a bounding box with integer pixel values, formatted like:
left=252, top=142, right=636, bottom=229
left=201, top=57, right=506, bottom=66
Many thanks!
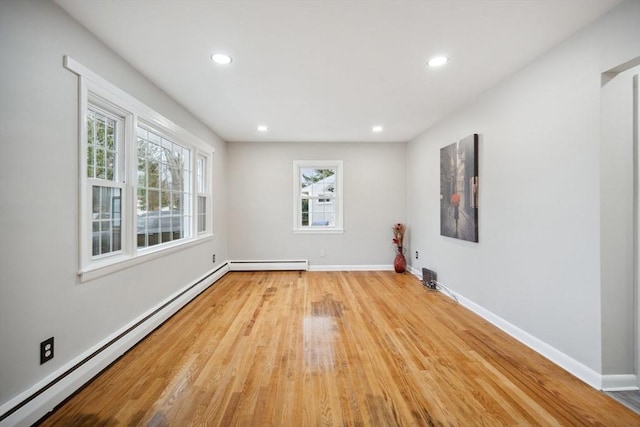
left=212, top=254, right=216, bottom=263
left=415, top=251, right=419, bottom=260
left=40, top=337, right=54, bottom=364
left=320, top=249, right=325, bottom=257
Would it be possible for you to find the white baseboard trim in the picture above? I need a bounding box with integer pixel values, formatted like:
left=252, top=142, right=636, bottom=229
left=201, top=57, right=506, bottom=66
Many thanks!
left=455, top=293, right=604, bottom=389
left=0, top=263, right=230, bottom=427
left=227, top=261, right=395, bottom=272
left=228, top=260, right=308, bottom=271
left=408, top=265, right=422, bottom=279
left=602, top=374, right=639, bottom=391
left=408, top=264, right=620, bottom=391
left=308, top=264, right=393, bottom=272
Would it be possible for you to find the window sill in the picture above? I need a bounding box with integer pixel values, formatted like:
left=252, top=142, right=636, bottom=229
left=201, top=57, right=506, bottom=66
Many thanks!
left=79, top=234, right=214, bottom=282
left=292, top=228, right=344, bottom=235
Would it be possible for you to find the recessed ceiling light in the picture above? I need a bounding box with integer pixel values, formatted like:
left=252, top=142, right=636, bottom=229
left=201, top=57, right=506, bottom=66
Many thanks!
left=372, top=126, right=383, bottom=133
left=211, top=53, right=232, bottom=65
left=427, top=56, right=449, bottom=67
left=257, top=125, right=269, bottom=132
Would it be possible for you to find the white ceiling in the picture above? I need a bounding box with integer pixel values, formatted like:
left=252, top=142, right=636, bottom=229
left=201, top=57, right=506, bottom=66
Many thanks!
left=55, top=0, right=621, bottom=143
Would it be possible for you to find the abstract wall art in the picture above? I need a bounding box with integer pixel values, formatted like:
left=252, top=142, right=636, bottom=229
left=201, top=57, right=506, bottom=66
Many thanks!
left=440, top=134, right=479, bottom=242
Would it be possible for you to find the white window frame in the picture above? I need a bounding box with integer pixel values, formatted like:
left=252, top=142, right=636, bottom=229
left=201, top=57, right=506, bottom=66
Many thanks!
left=293, top=160, right=344, bottom=234
left=84, top=101, right=129, bottom=261
left=65, top=56, right=214, bottom=282
left=196, top=154, right=212, bottom=235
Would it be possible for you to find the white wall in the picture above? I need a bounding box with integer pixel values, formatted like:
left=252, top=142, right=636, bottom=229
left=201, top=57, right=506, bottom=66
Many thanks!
left=0, top=0, right=227, bottom=406
left=227, top=141, right=406, bottom=267
left=600, top=63, right=640, bottom=375
left=406, top=0, right=640, bottom=376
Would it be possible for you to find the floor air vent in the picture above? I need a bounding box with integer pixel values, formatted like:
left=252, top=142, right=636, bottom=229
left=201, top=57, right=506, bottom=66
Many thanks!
left=422, top=267, right=437, bottom=290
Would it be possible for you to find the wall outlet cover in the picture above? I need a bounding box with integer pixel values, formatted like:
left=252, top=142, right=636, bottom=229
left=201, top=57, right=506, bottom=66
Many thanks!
left=40, top=337, right=54, bottom=364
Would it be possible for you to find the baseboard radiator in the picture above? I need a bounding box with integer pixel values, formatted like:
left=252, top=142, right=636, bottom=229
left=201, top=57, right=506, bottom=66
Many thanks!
left=0, top=263, right=230, bottom=427
left=228, top=260, right=308, bottom=271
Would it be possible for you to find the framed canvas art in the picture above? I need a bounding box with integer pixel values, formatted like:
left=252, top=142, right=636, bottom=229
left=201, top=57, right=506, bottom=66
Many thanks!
left=440, top=134, right=479, bottom=242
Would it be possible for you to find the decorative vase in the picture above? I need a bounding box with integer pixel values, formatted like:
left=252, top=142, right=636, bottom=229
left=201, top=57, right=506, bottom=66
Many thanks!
left=394, top=247, right=407, bottom=273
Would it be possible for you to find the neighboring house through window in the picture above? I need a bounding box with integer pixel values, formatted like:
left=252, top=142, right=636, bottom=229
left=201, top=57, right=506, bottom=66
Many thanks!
left=293, top=160, right=343, bottom=233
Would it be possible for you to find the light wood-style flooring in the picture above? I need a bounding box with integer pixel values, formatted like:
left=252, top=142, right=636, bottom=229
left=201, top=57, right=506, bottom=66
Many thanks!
left=40, top=271, right=639, bottom=426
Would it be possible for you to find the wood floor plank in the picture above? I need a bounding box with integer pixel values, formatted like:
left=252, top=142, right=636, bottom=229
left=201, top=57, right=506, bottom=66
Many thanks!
left=39, top=271, right=640, bottom=426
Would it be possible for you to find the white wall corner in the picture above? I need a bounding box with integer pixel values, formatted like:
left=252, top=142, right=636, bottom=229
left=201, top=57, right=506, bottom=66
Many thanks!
left=601, top=374, right=639, bottom=391
left=408, top=265, right=422, bottom=279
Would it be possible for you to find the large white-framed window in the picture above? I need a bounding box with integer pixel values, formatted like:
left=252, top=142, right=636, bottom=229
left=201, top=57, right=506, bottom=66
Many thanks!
left=293, top=160, right=343, bottom=233
left=65, top=56, right=214, bottom=281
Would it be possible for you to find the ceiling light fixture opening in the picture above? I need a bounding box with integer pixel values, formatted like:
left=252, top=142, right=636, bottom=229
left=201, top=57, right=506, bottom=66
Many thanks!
left=257, top=125, right=269, bottom=132
left=211, top=53, right=232, bottom=65
left=427, top=56, right=449, bottom=67
left=372, top=126, right=383, bottom=133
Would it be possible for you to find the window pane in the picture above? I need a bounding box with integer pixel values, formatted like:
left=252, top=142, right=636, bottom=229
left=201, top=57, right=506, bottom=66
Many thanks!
left=106, top=150, right=115, bottom=180
left=137, top=126, right=192, bottom=248
left=301, top=199, right=309, bottom=226
left=197, top=157, right=206, bottom=194
left=174, top=192, right=183, bottom=211
left=147, top=190, right=160, bottom=211
left=96, top=118, right=105, bottom=147
left=173, top=146, right=183, bottom=167
left=309, top=195, right=335, bottom=226
left=171, top=167, right=181, bottom=188
left=91, top=185, right=121, bottom=257
left=300, top=168, right=335, bottom=190
left=149, top=142, right=162, bottom=163
left=87, top=106, right=118, bottom=182
left=161, top=164, right=171, bottom=190
left=87, top=146, right=95, bottom=178
left=137, top=158, right=146, bottom=186
left=148, top=161, right=160, bottom=189
left=299, top=167, right=336, bottom=227
left=161, top=192, right=171, bottom=210
left=197, top=196, right=206, bottom=233
left=87, top=110, right=95, bottom=143
left=106, top=122, right=115, bottom=150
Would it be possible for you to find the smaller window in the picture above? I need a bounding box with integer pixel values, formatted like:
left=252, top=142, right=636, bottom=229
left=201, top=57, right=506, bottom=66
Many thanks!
left=196, top=155, right=209, bottom=234
left=293, top=160, right=343, bottom=233
left=87, top=103, right=126, bottom=259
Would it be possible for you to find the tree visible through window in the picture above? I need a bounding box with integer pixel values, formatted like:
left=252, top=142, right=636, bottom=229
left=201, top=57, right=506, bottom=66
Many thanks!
left=136, top=127, right=192, bottom=248
left=66, top=56, right=214, bottom=280
left=300, top=168, right=336, bottom=226
left=293, top=160, right=343, bottom=233
left=87, top=106, right=123, bottom=257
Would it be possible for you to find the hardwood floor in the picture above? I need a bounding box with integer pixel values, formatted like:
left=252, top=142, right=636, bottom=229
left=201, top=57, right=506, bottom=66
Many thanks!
left=608, top=391, right=640, bottom=415
left=40, top=271, right=639, bottom=426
